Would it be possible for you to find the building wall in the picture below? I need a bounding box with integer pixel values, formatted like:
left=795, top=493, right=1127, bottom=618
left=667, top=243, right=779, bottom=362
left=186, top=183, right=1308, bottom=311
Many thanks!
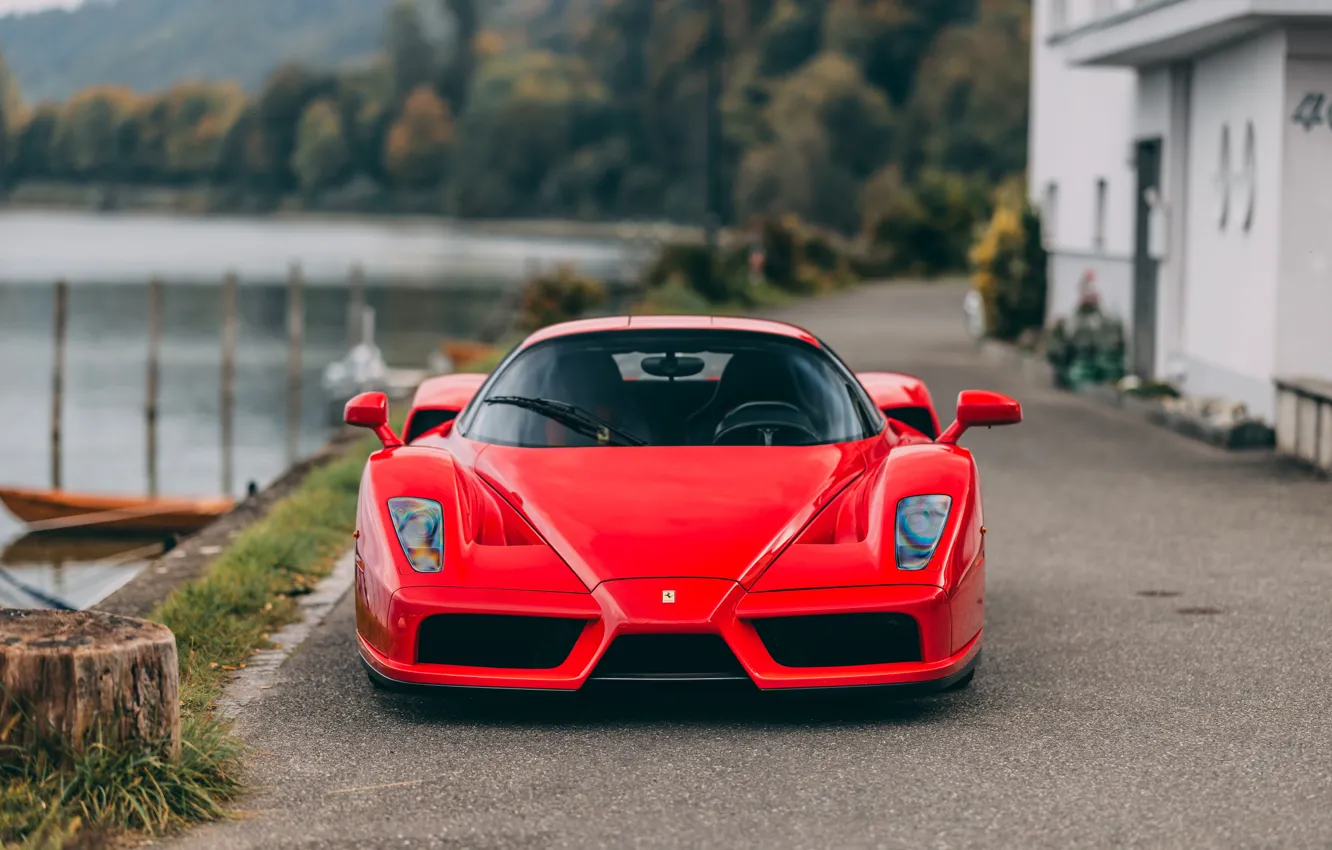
left=1276, top=35, right=1332, bottom=385
left=1029, top=0, right=1138, bottom=327
left=1180, top=28, right=1287, bottom=420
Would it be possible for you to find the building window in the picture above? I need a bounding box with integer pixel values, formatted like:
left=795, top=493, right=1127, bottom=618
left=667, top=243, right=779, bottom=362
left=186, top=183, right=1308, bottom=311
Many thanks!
left=1216, top=123, right=1231, bottom=230
left=1043, top=182, right=1059, bottom=246
left=1093, top=178, right=1107, bottom=252
left=1051, top=0, right=1068, bottom=31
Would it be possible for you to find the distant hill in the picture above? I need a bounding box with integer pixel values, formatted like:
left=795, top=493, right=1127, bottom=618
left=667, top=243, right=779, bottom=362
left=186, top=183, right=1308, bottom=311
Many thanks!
left=0, top=0, right=393, bottom=102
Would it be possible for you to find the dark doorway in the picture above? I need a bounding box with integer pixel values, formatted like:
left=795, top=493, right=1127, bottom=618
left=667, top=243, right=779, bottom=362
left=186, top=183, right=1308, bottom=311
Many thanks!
left=1133, top=138, right=1163, bottom=380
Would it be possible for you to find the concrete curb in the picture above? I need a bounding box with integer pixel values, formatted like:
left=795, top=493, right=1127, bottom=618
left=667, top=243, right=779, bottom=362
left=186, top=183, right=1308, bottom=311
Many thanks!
left=214, top=550, right=356, bottom=721
left=977, top=338, right=1276, bottom=451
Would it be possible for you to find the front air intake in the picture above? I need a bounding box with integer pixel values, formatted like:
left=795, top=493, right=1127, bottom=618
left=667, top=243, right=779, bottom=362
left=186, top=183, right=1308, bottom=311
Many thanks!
left=590, top=634, right=749, bottom=681
left=751, top=613, right=922, bottom=667
left=416, top=614, right=587, bottom=669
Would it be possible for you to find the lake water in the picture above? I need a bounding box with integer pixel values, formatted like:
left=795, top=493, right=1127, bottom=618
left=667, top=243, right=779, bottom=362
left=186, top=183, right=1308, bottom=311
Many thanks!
left=0, top=210, right=644, bottom=609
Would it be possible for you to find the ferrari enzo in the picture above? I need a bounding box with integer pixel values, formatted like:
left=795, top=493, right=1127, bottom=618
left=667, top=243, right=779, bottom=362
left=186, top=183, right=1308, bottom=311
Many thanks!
left=346, top=316, right=1021, bottom=695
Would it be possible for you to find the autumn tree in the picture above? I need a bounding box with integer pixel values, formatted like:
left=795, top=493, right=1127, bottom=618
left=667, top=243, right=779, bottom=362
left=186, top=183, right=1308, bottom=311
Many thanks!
left=383, top=84, right=453, bottom=189
left=121, top=82, right=244, bottom=182
left=49, top=86, right=140, bottom=179
left=0, top=53, right=19, bottom=188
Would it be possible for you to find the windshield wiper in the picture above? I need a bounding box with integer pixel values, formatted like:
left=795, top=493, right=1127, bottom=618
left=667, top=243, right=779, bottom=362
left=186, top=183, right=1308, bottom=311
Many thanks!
left=484, top=396, right=648, bottom=446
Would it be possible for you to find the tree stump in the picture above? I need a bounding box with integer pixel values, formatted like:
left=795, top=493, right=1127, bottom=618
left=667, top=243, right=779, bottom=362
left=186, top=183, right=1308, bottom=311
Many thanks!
left=0, top=609, right=180, bottom=760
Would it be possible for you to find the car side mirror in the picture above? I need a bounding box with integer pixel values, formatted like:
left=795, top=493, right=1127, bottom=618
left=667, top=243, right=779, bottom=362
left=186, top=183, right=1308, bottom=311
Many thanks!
left=344, top=391, right=403, bottom=449
left=936, top=390, right=1022, bottom=445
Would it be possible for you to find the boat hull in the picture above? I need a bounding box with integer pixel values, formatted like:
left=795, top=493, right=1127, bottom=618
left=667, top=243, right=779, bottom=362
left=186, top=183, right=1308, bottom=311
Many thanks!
left=0, top=487, right=234, bottom=535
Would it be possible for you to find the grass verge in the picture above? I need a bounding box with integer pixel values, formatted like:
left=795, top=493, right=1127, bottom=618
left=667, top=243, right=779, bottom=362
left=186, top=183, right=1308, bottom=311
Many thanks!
left=1, top=432, right=381, bottom=849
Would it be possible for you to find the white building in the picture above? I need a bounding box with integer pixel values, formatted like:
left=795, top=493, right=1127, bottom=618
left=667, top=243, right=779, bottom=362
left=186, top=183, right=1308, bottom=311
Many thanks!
left=1030, top=0, right=1332, bottom=424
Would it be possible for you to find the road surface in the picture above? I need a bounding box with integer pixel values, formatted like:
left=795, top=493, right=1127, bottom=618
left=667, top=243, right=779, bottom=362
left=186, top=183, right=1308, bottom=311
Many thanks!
left=172, top=282, right=1332, bottom=850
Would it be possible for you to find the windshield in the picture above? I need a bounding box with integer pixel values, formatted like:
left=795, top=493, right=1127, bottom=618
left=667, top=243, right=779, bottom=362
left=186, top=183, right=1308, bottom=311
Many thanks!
left=460, top=330, right=881, bottom=448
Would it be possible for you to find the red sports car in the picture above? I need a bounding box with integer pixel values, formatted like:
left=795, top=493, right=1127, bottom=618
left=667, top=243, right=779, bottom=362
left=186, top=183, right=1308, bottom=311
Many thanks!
left=346, top=316, right=1021, bottom=695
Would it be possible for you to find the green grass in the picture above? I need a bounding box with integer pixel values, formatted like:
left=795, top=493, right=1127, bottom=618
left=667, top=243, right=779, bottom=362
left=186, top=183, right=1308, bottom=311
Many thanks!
left=1, top=432, right=381, bottom=848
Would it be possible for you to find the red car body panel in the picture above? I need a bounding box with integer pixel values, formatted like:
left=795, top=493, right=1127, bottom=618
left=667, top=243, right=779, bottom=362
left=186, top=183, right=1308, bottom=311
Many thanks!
left=351, top=316, right=1018, bottom=693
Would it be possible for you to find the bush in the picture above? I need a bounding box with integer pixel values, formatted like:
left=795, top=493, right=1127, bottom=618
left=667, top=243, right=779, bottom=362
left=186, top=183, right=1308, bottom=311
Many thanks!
left=969, top=184, right=1048, bottom=341
left=867, top=169, right=993, bottom=277
left=646, top=244, right=736, bottom=304
left=516, top=265, right=608, bottom=331
left=759, top=214, right=855, bottom=295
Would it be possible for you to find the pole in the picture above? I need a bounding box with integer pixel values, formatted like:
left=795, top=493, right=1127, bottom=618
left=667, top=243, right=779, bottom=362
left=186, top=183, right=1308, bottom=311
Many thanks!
left=703, top=0, right=724, bottom=253
left=348, top=263, right=366, bottom=347
left=50, top=279, right=68, bottom=491
left=145, top=277, right=162, bottom=498
left=286, top=262, right=305, bottom=465
left=220, top=272, right=238, bottom=498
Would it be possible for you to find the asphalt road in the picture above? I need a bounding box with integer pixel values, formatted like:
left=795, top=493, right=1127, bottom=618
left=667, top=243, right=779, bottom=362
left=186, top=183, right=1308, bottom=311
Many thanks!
left=170, top=282, right=1332, bottom=850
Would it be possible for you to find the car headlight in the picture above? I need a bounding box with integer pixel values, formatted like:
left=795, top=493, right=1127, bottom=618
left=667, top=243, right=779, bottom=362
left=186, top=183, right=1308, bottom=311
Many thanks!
left=387, top=497, right=443, bottom=573
left=895, top=495, right=952, bottom=570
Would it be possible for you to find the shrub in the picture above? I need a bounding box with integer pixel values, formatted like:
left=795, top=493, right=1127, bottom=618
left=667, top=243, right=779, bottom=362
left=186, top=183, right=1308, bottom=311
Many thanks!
left=862, top=167, right=993, bottom=277
left=969, top=185, right=1048, bottom=341
left=516, top=265, right=608, bottom=331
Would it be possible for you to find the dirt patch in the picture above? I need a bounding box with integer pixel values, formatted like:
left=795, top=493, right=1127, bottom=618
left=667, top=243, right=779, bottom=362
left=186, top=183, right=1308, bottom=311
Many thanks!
left=94, top=427, right=365, bottom=620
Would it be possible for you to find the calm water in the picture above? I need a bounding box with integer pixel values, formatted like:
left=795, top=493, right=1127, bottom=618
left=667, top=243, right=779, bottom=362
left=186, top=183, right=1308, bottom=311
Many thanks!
left=0, top=210, right=642, bottom=609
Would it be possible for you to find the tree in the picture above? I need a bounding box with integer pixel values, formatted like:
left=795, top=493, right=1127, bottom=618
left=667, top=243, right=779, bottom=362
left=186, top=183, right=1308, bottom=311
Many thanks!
left=906, top=0, right=1030, bottom=180
left=248, top=63, right=335, bottom=190
left=122, top=82, right=244, bottom=183
left=13, top=104, right=57, bottom=181
left=387, top=0, right=436, bottom=104
left=49, top=85, right=140, bottom=179
left=383, top=84, right=452, bottom=189
left=449, top=51, right=613, bottom=216
left=437, top=0, right=477, bottom=109
left=733, top=52, right=894, bottom=232
left=292, top=97, right=351, bottom=193
left=0, top=53, right=18, bottom=188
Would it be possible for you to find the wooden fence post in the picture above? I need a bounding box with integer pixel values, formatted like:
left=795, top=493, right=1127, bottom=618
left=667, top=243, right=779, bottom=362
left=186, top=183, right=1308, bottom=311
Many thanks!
left=50, top=280, right=68, bottom=491
left=145, top=277, right=162, bottom=497
left=348, top=262, right=366, bottom=346
left=220, top=272, right=238, bottom=497
left=286, top=263, right=305, bottom=465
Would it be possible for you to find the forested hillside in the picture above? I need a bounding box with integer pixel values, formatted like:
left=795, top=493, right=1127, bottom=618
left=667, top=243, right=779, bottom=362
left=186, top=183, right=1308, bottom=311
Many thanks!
left=0, top=0, right=396, bottom=102
left=0, top=0, right=1032, bottom=273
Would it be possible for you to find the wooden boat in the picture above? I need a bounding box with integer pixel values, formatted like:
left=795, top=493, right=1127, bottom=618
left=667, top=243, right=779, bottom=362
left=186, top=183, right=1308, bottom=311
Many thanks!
left=0, top=486, right=234, bottom=535
left=1, top=531, right=166, bottom=566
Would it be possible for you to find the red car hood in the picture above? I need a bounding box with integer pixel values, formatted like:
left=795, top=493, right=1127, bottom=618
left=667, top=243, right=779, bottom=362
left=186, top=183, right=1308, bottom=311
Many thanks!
left=475, top=444, right=866, bottom=588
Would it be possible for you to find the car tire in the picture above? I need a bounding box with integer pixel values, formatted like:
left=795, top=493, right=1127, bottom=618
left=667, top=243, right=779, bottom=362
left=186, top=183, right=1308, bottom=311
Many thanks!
left=944, top=668, right=976, bottom=691
left=365, top=665, right=405, bottom=692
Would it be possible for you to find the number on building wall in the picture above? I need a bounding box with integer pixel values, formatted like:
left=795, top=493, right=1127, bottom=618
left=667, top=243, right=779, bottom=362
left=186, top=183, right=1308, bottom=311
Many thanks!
left=1241, top=121, right=1256, bottom=233
left=1215, top=121, right=1257, bottom=234
left=1215, top=124, right=1230, bottom=230
left=1292, top=92, right=1329, bottom=131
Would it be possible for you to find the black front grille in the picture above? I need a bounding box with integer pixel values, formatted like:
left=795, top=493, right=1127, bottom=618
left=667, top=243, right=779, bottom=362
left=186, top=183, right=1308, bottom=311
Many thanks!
left=590, top=634, right=748, bottom=681
left=416, top=614, right=587, bottom=669
left=751, top=613, right=922, bottom=668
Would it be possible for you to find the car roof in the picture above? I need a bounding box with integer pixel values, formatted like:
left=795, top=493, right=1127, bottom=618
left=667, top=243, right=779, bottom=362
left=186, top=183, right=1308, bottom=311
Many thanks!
left=518, top=315, right=822, bottom=349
